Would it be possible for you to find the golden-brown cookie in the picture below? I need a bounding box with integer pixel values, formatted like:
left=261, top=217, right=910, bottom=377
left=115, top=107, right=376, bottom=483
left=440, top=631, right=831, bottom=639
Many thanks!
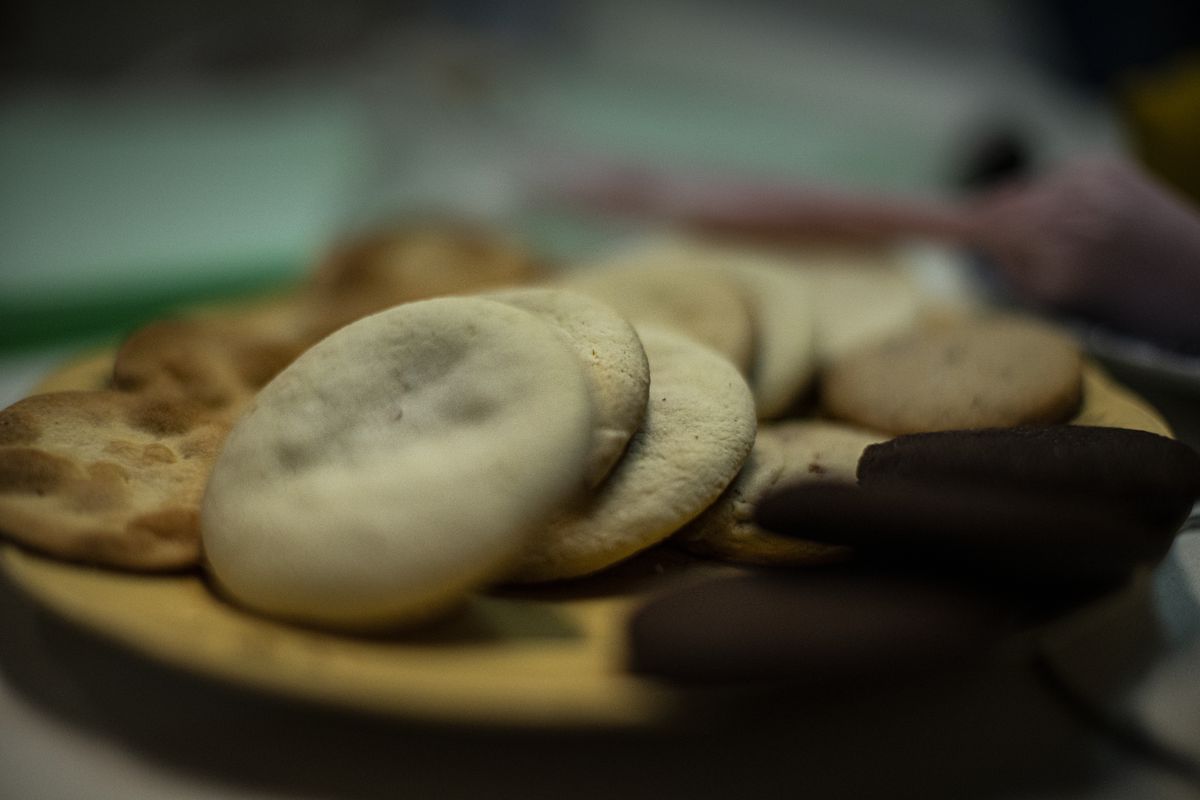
left=112, top=317, right=308, bottom=418
left=821, top=316, right=1084, bottom=434
left=305, top=221, right=543, bottom=337
left=0, top=391, right=226, bottom=569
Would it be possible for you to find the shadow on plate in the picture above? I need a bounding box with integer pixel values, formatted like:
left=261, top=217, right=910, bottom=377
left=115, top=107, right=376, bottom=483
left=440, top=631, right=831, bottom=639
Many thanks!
left=0, top=551, right=1185, bottom=800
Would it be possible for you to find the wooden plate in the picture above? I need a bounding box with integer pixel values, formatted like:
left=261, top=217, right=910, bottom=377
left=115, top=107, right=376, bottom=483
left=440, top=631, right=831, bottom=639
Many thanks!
left=0, top=358, right=1173, bottom=729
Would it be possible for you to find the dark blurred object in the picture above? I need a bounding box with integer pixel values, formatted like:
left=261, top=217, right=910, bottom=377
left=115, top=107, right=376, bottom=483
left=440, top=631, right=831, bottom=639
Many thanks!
left=856, top=426, right=1200, bottom=534
left=1118, top=58, right=1200, bottom=208
left=1032, top=0, right=1198, bottom=92
left=954, top=126, right=1034, bottom=192
left=0, top=2, right=556, bottom=85
left=628, top=571, right=1012, bottom=685
left=0, top=0, right=577, bottom=83
left=0, top=0, right=396, bottom=81
left=1032, top=0, right=1200, bottom=203
left=755, top=481, right=1163, bottom=591
left=755, top=425, right=1200, bottom=588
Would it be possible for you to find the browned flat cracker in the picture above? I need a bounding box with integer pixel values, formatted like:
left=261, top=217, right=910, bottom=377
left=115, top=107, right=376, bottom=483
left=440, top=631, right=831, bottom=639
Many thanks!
left=112, top=317, right=308, bottom=417
left=304, top=222, right=544, bottom=337
left=0, top=391, right=229, bottom=569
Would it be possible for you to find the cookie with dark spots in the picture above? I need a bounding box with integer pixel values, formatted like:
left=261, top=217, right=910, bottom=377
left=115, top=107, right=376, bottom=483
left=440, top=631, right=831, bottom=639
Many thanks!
left=113, top=317, right=309, bottom=416
left=0, top=391, right=228, bottom=569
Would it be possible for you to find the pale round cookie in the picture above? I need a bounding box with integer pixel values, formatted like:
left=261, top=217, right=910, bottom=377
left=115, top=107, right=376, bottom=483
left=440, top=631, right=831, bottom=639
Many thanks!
left=201, top=297, right=596, bottom=629
left=677, top=420, right=884, bottom=566
left=803, top=255, right=923, bottom=364
left=556, top=249, right=755, bottom=374
left=486, top=287, right=650, bottom=487
left=507, top=325, right=757, bottom=583
left=821, top=316, right=1084, bottom=435
left=710, top=243, right=923, bottom=365
left=712, top=251, right=817, bottom=419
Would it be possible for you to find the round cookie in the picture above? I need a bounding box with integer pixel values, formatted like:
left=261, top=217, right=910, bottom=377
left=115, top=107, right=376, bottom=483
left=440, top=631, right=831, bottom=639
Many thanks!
left=803, top=255, right=923, bottom=364
left=857, top=425, right=1200, bottom=532
left=305, top=222, right=543, bottom=338
left=712, top=252, right=816, bottom=419
left=677, top=420, right=884, bottom=567
left=755, top=481, right=1170, bottom=588
left=821, top=315, right=1084, bottom=434
left=628, top=571, right=1011, bottom=684
left=201, top=297, right=596, bottom=629
left=507, top=325, right=757, bottom=583
left=0, top=390, right=227, bottom=570
left=567, top=237, right=816, bottom=415
left=486, top=287, right=650, bottom=487
left=557, top=250, right=756, bottom=374
left=113, top=317, right=308, bottom=419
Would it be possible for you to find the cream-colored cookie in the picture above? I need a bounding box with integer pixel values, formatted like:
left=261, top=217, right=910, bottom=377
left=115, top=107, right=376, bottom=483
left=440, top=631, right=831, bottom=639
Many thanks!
left=201, top=297, right=596, bottom=629
left=556, top=250, right=755, bottom=374
left=507, top=325, right=757, bottom=583
left=677, top=420, right=884, bottom=566
left=703, top=248, right=816, bottom=419
left=487, top=287, right=650, bottom=486
left=822, top=315, right=1084, bottom=434
left=803, top=254, right=923, bottom=364
left=0, top=390, right=227, bottom=569
left=720, top=244, right=922, bottom=364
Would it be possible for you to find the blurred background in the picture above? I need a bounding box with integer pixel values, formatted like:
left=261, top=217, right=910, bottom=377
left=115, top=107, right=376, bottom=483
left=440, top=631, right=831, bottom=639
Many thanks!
left=2, top=0, right=1198, bottom=353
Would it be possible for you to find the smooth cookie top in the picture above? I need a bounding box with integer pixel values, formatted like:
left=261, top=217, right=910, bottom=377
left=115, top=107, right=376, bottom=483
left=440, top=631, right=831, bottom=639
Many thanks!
left=201, top=296, right=596, bottom=629
left=821, top=316, right=1083, bottom=434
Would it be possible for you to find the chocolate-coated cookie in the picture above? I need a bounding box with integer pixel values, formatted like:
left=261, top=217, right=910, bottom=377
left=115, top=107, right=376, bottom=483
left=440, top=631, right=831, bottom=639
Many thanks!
left=754, top=482, right=1166, bottom=588
left=857, top=426, right=1200, bottom=531
left=628, top=571, right=1012, bottom=684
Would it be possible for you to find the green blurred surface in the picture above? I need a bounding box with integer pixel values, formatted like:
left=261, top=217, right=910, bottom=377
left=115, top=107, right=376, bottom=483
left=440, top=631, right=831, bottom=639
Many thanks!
left=0, top=89, right=361, bottom=350
left=0, top=258, right=301, bottom=353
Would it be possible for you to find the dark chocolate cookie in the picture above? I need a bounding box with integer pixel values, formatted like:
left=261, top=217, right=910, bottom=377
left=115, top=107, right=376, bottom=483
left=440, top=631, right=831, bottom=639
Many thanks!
left=754, top=482, right=1165, bottom=587
left=857, top=426, right=1200, bottom=531
left=628, top=571, right=1012, bottom=684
